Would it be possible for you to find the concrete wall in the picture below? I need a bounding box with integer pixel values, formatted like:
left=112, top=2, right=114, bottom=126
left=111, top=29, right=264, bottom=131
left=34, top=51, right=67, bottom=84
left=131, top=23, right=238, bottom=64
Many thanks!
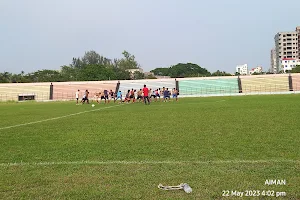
left=0, top=74, right=298, bottom=101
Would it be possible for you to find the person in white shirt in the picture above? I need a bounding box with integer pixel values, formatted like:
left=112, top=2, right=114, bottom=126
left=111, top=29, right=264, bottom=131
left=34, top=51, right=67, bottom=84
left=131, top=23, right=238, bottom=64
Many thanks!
left=75, top=90, right=80, bottom=104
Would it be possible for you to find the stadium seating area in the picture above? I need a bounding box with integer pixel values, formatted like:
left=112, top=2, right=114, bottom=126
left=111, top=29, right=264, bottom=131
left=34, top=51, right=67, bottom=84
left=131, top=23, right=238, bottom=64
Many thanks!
left=292, top=74, right=300, bottom=91
left=0, top=83, right=50, bottom=101
left=240, top=75, right=289, bottom=93
left=178, top=77, right=239, bottom=96
left=0, top=75, right=298, bottom=101
left=52, top=81, right=118, bottom=100
left=118, top=79, right=176, bottom=94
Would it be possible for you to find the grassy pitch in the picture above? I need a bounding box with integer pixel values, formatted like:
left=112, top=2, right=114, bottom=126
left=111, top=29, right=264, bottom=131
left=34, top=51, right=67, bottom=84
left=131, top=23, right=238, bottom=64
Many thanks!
left=0, top=95, right=299, bottom=199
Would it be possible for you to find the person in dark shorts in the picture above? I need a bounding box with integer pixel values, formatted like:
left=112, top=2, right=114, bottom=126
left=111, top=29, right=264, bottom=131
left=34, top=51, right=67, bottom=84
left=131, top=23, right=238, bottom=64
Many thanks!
left=143, top=85, right=150, bottom=105
left=121, top=90, right=131, bottom=103
left=98, top=91, right=105, bottom=104
left=172, top=88, right=178, bottom=101
left=150, top=89, right=156, bottom=101
left=137, top=89, right=143, bottom=102
left=103, top=89, right=109, bottom=104
left=81, top=89, right=89, bottom=104
left=163, top=88, right=170, bottom=102
left=129, top=89, right=135, bottom=103
left=109, top=89, right=115, bottom=103
left=156, top=88, right=160, bottom=101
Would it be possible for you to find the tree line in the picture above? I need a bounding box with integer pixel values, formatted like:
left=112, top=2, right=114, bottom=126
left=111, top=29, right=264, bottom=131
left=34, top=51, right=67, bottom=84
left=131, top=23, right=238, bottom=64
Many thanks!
left=2, top=50, right=296, bottom=83
left=0, top=50, right=150, bottom=83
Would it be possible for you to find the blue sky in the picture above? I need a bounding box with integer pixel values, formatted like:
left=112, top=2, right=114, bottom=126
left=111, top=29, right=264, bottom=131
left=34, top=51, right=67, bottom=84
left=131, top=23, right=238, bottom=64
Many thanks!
left=1, top=0, right=300, bottom=74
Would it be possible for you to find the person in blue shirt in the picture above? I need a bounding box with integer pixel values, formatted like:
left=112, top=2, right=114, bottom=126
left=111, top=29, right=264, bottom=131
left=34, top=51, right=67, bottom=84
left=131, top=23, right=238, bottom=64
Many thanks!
left=115, top=91, right=122, bottom=103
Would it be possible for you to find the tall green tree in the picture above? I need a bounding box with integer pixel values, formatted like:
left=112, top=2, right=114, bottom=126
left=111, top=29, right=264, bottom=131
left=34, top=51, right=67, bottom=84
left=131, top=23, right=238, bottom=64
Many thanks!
left=150, top=68, right=170, bottom=76
left=60, top=65, right=78, bottom=81
left=0, top=50, right=141, bottom=83
left=78, top=64, right=116, bottom=81
left=118, top=51, right=140, bottom=70
left=151, top=63, right=210, bottom=78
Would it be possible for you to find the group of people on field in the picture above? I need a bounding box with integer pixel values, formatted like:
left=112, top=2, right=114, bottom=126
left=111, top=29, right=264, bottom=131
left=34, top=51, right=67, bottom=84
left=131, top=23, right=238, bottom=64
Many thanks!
left=120, top=86, right=179, bottom=104
left=75, top=85, right=179, bottom=105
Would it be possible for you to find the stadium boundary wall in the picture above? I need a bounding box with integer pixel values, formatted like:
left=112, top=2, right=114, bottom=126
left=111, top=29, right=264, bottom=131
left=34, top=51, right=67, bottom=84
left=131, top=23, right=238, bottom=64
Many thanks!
left=0, top=74, right=300, bottom=101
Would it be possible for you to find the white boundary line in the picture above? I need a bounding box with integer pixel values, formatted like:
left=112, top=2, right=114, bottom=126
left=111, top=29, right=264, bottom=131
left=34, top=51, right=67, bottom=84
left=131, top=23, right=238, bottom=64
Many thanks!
left=0, top=159, right=299, bottom=167
left=0, top=104, right=124, bottom=130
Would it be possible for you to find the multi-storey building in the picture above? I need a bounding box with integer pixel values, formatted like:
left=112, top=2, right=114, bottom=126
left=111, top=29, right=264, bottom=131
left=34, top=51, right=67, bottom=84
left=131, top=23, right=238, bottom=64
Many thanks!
left=270, top=48, right=277, bottom=73
left=281, top=58, right=300, bottom=72
left=274, top=31, right=298, bottom=72
left=296, top=26, right=300, bottom=59
left=236, top=64, right=248, bottom=75
left=249, top=66, right=263, bottom=75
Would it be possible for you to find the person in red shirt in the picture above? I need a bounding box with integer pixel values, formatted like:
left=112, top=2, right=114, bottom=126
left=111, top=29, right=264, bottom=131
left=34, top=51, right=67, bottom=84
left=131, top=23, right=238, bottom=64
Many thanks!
left=142, top=84, right=150, bottom=105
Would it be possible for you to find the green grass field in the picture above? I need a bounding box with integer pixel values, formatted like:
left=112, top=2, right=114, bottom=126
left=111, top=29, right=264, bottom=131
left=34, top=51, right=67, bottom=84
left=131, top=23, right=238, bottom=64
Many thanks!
left=0, top=95, right=299, bottom=199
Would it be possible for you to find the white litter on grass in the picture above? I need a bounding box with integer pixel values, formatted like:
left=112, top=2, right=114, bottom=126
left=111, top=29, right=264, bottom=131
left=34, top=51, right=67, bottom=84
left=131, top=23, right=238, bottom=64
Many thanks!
left=158, top=183, right=192, bottom=193
left=0, top=104, right=124, bottom=131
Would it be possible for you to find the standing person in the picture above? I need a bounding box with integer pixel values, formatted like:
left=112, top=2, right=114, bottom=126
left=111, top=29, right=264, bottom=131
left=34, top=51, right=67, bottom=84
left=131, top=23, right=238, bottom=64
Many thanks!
left=81, top=89, right=89, bottom=104
left=161, top=87, right=165, bottom=102
left=80, top=93, right=86, bottom=104
left=163, top=88, right=170, bottom=102
left=96, top=92, right=101, bottom=104
left=99, top=91, right=105, bottom=104
left=143, top=84, right=150, bottom=105
left=172, top=88, right=178, bottom=101
left=155, top=89, right=160, bottom=102
left=115, top=91, right=122, bottom=103
left=130, top=89, right=135, bottom=103
left=148, top=89, right=152, bottom=102
left=137, top=89, right=143, bottom=102
left=75, top=89, right=80, bottom=105
left=85, top=89, right=90, bottom=104
left=103, top=89, right=109, bottom=104
left=109, top=90, right=115, bottom=103
left=150, top=90, right=156, bottom=102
